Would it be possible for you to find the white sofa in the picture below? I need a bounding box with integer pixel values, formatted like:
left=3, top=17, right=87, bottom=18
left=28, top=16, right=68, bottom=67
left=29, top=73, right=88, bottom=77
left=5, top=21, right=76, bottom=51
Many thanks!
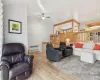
left=73, top=42, right=100, bottom=60
left=81, top=52, right=96, bottom=63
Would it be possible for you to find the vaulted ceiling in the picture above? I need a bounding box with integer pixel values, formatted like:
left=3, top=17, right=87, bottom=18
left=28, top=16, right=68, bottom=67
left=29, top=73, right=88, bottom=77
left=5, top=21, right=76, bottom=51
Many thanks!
left=3, top=0, right=100, bottom=24
left=27, top=0, right=100, bottom=24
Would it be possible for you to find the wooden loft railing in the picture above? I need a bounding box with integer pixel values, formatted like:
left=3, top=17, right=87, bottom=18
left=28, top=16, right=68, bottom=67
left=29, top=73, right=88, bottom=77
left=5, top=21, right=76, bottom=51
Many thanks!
left=54, top=19, right=80, bottom=33
left=50, top=30, right=100, bottom=43
left=73, top=30, right=100, bottom=43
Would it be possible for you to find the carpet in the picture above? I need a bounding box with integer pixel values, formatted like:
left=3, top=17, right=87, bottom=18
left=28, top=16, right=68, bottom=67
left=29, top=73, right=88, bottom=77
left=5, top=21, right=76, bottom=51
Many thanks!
left=52, top=55, right=100, bottom=80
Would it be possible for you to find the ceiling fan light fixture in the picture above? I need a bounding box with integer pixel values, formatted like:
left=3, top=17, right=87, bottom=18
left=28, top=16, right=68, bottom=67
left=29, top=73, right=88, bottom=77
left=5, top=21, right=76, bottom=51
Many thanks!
left=42, top=16, right=45, bottom=20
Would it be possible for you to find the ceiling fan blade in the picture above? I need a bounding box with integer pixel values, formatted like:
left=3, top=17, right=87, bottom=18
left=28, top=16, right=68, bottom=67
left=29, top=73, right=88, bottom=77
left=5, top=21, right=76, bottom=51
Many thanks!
left=46, top=16, right=50, bottom=18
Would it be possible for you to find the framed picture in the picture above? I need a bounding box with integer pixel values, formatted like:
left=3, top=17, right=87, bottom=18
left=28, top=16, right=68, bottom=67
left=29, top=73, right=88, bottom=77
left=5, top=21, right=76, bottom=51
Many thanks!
left=8, top=19, right=22, bottom=34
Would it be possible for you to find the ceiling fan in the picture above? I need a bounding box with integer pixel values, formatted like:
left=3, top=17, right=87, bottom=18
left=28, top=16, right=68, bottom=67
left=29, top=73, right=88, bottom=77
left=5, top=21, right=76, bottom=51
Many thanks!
left=33, top=12, right=50, bottom=20
left=36, top=0, right=50, bottom=20
left=41, top=13, right=50, bottom=20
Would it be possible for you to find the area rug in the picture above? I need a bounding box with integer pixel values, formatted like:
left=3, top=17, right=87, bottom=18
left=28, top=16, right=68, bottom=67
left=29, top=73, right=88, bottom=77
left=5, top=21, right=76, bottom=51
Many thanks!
left=52, top=56, right=100, bottom=80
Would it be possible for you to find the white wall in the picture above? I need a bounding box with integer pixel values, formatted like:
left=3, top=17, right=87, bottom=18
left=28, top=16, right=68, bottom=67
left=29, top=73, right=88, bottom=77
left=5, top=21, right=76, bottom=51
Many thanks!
left=28, top=16, right=53, bottom=52
left=0, top=1, right=3, bottom=59
left=3, top=3, right=28, bottom=51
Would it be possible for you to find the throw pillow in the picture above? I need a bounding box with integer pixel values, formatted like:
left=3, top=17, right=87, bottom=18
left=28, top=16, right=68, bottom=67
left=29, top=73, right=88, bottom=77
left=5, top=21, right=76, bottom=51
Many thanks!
left=74, top=42, right=83, bottom=48
left=93, top=44, right=100, bottom=50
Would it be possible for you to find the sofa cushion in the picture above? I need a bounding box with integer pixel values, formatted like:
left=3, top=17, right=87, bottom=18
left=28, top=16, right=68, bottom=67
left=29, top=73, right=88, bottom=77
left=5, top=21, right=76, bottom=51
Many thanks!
left=93, top=44, right=100, bottom=50
left=73, top=48, right=82, bottom=56
left=96, top=43, right=100, bottom=45
left=9, top=62, right=30, bottom=79
left=74, top=48, right=82, bottom=52
left=93, top=50, right=100, bottom=55
left=1, top=53, right=24, bottom=65
left=83, top=42, right=95, bottom=50
left=83, top=49, right=93, bottom=53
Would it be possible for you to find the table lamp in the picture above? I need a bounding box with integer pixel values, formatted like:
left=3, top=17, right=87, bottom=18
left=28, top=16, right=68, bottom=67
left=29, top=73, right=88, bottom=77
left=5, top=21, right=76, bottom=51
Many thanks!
left=66, top=38, right=70, bottom=46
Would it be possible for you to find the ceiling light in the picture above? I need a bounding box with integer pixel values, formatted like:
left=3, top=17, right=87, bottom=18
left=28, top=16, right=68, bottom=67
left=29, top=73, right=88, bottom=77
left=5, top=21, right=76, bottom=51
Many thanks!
left=42, top=16, right=45, bottom=20
left=98, top=13, right=100, bottom=15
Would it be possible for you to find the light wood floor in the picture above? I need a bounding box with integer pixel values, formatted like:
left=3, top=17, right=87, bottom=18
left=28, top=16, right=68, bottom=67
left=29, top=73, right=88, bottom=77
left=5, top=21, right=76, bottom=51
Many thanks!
left=28, top=52, right=79, bottom=80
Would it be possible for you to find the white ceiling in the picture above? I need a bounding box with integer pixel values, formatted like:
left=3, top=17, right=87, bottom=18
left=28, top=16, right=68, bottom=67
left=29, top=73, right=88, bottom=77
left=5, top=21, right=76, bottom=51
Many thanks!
left=3, top=0, right=26, bottom=5
left=27, top=0, right=100, bottom=24
left=3, top=0, right=100, bottom=24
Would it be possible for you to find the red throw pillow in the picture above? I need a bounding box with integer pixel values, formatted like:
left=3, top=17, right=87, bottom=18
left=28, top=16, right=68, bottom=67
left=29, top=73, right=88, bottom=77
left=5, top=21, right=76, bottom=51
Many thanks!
left=74, top=42, right=83, bottom=48
left=78, top=43, right=83, bottom=48
left=74, top=42, right=79, bottom=47
left=93, top=44, right=100, bottom=50
left=74, top=42, right=79, bottom=46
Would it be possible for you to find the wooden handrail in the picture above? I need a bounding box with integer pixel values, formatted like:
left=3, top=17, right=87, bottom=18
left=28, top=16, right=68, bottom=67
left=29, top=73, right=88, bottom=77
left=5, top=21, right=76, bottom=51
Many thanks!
left=54, top=19, right=73, bottom=27
left=54, top=19, right=80, bottom=27
left=86, top=22, right=100, bottom=27
left=64, top=30, right=100, bottom=34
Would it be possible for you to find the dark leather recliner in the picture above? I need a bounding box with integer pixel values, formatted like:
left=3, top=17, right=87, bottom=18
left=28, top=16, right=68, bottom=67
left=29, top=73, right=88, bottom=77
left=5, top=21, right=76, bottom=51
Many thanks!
left=46, top=44, right=62, bottom=62
left=0, top=43, right=34, bottom=80
left=59, top=42, right=66, bottom=50
left=64, top=47, right=73, bottom=57
left=59, top=42, right=73, bottom=57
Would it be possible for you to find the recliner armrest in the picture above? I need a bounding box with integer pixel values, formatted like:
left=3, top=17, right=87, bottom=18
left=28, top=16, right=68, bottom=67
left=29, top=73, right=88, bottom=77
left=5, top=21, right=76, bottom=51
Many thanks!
left=54, top=48, right=60, bottom=50
left=24, top=55, right=34, bottom=65
left=0, top=61, right=10, bottom=80
left=0, top=61, right=10, bottom=69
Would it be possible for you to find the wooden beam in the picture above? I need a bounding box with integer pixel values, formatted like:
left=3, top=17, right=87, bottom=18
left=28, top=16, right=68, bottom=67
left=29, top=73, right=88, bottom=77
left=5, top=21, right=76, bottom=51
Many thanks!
left=78, top=23, right=80, bottom=32
left=54, top=19, right=73, bottom=27
left=73, top=19, right=80, bottom=24
left=66, top=28, right=72, bottom=30
left=54, top=19, right=80, bottom=27
left=72, top=21, right=74, bottom=32
left=86, top=22, right=100, bottom=27
left=87, top=22, right=100, bottom=27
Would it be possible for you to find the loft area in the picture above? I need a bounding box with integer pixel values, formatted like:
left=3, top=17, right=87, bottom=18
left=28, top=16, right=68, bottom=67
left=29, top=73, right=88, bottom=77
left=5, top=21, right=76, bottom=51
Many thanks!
left=49, top=19, right=100, bottom=44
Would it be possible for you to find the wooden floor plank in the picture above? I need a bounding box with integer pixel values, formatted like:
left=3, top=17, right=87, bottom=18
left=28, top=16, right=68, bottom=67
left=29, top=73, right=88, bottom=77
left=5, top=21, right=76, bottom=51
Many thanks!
left=28, top=52, right=79, bottom=80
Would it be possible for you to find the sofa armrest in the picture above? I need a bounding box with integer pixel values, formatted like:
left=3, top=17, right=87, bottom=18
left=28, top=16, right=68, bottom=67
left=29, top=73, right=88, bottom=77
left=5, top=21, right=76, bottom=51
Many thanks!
left=0, top=61, right=10, bottom=80
left=46, top=49, right=62, bottom=61
left=24, top=55, right=34, bottom=65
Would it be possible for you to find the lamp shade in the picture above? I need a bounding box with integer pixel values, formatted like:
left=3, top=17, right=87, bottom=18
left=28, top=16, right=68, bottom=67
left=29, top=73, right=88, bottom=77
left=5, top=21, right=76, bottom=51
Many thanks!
left=66, top=38, right=70, bottom=43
